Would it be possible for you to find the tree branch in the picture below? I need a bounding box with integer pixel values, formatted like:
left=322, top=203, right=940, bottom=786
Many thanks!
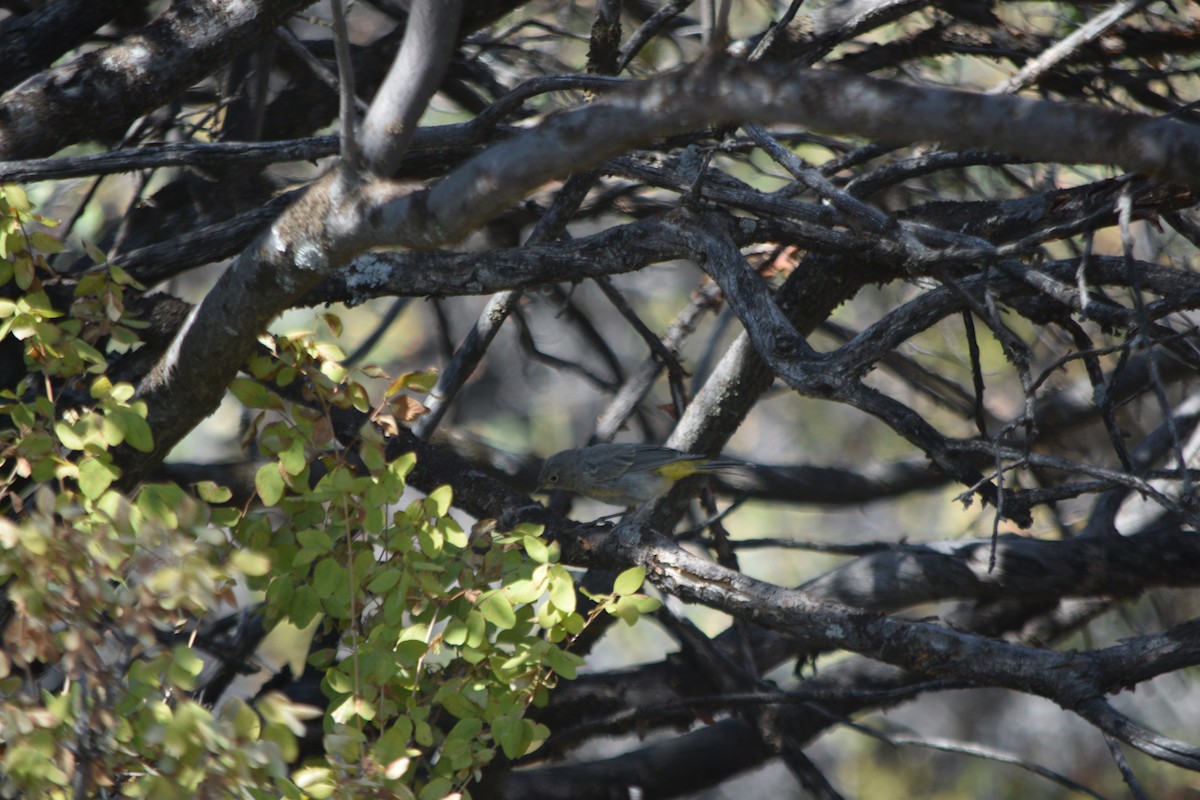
left=359, top=0, right=463, bottom=176
left=0, top=0, right=313, bottom=160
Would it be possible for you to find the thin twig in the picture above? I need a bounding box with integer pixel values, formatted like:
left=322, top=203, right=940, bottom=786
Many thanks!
left=853, top=725, right=1112, bottom=800
left=414, top=172, right=601, bottom=440
left=594, top=276, right=690, bottom=417
left=990, top=0, right=1153, bottom=95
left=274, top=24, right=369, bottom=114
left=1104, top=734, right=1149, bottom=800
left=328, top=0, right=362, bottom=172
left=616, top=0, right=693, bottom=73
left=747, top=0, right=808, bottom=62
left=594, top=280, right=723, bottom=442
left=1119, top=186, right=1192, bottom=498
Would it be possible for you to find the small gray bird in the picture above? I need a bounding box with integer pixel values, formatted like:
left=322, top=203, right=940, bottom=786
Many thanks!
left=537, top=443, right=745, bottom=507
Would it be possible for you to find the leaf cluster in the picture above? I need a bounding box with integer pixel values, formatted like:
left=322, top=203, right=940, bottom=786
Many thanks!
left=0, top=187, right=638, bottom=799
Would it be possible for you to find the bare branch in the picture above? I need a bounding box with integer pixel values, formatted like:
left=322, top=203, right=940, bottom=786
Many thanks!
left=359, top=0, right=463, bottom=176
left=328, top=0, right=360, bottom=170
left=364, top=58, right=1200, bottom=251
left=274, top=24, right=368, bottom=114
left=990, top=0, right=1153, bottom=96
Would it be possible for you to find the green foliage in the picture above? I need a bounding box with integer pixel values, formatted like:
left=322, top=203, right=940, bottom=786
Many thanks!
left=236, top=335, right=588, bottom=794
left=582, top=566, right=662, bottom=627
left=0, top=184, right=313, bottom=797
left=0, top=186, right=642, bottom=798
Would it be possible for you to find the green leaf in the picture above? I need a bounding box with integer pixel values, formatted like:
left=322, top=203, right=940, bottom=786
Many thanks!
left=418, top=778, right=453, bottom=800
left=367, top=568, right=401, bottom=594
left=313, top=557, right=348, bottom=600
left=296, top=528, right=332, bottom=553
left=523, top=534, right=549, bottom=563
left=110, top=408, right=152, bottom=452
left=167, top=646, right=205, bottom=691
left=441, top=692, right=480, bottom=720
left=443, top=619, right=469, bottom=646
left=610, top=596, right=646, bottom=626
left=479, top=591, right=516, bottom=630
left=325, top=668, right=354, bottom=694
left=29, top=231, right=64, bottom=254
left=465, top=609, right=487, bottom=649
left=390, top=451, right=417, bottom=481
left=225, top=698, right=261, bottom=739
left=504, top=577, right=546, bottom=605
left=228, top=377, right=270, bottom=408
left=375, top=718, right=414, bottom=765
left=394, top=639, right=427, bottom=667
left=628, top=595, right=662, bottom=614
left=109, top=382, right=136, bottom=403
left=279, top=436, right=307, bottom=476
left=446, top=716, right=483, bottom=744
left=512, top=522, right=545, bottom=539
left=386, top=369, right=439, bottom=397
left=440, top=516, right=467, bottom=549
left=53, top=420, right=84, bottom=451
left=4, top=184, right=29, bottom=212
left=493, top=716, right=533, bottom=760
left=136, top=484, right=183, bottom=528
left=548, top=565, right=576, bottom=614
left=77, top=456, right=117, bottom=499
left=613, top=565, right=647, bottom=596
left=210, top=506, right=241, bottom=527
left=195, top=480, right=232, bottom=503
left=13, top=257, right=33, bottom=290
left=82, top=240, right=107, bottom=265
left=255, top=462, right=285, bottom=506
left=289, top=585, right=322, bottom=627
left=562, top=612, right=586, bottom=636
left=426, top=484, right=452, bottom=517
left=108, top=263, right=142, bottom=288
left=544, top=647, right=582, bottom=680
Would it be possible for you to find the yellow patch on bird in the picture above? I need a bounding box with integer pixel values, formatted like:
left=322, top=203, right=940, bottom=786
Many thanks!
left=652, top=458, right=709, bottom=480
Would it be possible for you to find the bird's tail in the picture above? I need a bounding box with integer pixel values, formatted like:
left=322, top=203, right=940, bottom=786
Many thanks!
left=696, top=457, right=752, bottom=474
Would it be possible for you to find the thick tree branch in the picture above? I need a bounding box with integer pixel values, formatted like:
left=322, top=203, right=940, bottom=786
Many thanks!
left=0, top=0, right=142, bottom=94
left=799, top=528, right=1200, bottom=611
left=0, top=0, right=314, bottom=160
left=583, top=519, right=1200, bottom=768
left=116, top=49, right=1200, bottom=517
left=367, top=59, right=1200, bottom=250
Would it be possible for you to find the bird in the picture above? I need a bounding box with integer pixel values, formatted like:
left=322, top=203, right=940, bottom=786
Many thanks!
left=537, top=443, right=746, bottom=508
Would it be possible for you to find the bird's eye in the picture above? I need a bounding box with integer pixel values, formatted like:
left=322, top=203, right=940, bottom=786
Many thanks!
left=547, top=474, right=558, bottom=483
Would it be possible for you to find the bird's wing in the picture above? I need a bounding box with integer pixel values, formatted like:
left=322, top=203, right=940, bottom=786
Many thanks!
left=583, top=444, right=640, bottom=481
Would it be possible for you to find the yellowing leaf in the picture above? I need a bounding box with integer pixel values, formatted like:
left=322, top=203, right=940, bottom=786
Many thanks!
left=230, top=550, right=271, bottom=577
left=385, top=369, right=438, bottom=397
left=195, top=481, right=232, bottom=503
